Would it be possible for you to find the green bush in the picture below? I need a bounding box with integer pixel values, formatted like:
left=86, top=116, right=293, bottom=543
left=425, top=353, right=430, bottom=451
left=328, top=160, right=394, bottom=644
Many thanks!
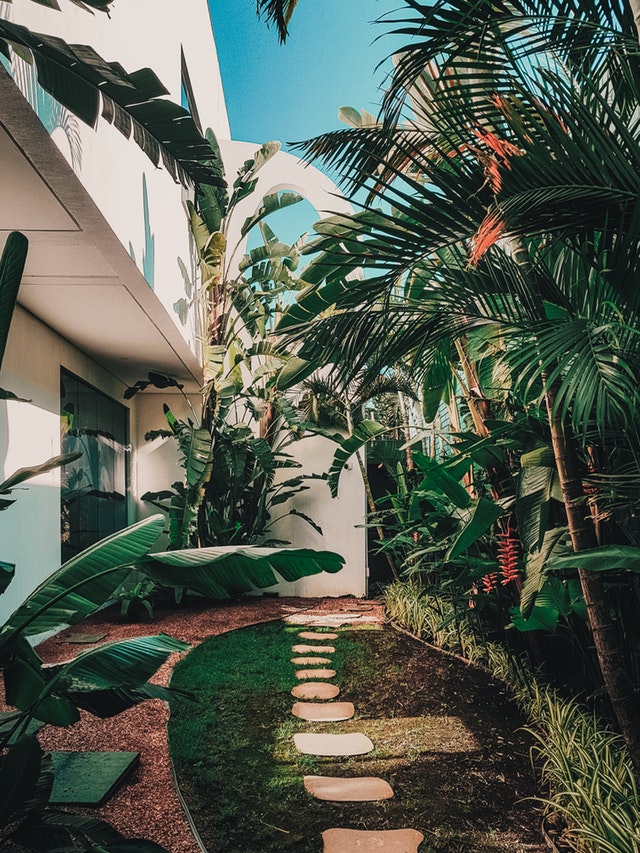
left=384, top=581, right=640, bottom=853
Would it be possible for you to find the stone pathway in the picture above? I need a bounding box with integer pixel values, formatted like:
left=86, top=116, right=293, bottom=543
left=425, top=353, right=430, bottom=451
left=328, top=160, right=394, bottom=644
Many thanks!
left=287, top=610, right=425, bottom=852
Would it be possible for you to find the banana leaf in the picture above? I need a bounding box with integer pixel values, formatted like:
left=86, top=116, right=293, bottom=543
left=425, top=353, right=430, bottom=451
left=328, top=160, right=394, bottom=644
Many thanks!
left=12, top=808, right=170, bottom=852
left=520, top=526, right=571, bottom=619
left=0, top=451, right=82, bottom=507
left=327, top=420, right=387, bottom=498
left=140, top=546, right=344, bottom=600
left=0, top=734, right=46, bottom=826
left=447, top=497, right=503, bottom=560
left=241, top=190, right=303, bottom=237
left=0, top=21, right=218, bottom=187
left=1, top=516, right=164, bottom=642
left=0, top=231, right=28, bottom=372
left=553, top=544, right=640, bottom=572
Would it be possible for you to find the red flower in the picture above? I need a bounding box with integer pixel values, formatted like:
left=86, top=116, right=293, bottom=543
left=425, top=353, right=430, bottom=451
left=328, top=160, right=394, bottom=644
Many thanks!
left=497, top=518, right=520, bottom=585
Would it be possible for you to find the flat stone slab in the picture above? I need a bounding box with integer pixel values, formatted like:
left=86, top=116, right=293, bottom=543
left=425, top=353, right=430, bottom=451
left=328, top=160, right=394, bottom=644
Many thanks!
left=322, top=828, right=424, bottom=852
left=287, top=614, right=381, bottom=627
left=292, top=644, right=335, bottom=654
left=295, top=668, right=336, bottom=680
left=62, top=632, right=107, bottom=644
left=291, top=682, right=340, bottom=700
left=292, top=702, right=354, bottom=721
left=298, top=631, right=339, bottom=640
left=305, top=775, right=393, bottom=801
left=49, top=751, right=140, bottom=806
left=293, top=732, right=373, bottom=756
left=291, top=656, right=332, bottom=665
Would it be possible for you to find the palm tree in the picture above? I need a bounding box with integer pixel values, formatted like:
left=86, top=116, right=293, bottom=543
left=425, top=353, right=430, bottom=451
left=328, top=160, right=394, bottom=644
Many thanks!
left=276, top=0, right=640, bottom=767
left=256, top=0, right=300, bottom=42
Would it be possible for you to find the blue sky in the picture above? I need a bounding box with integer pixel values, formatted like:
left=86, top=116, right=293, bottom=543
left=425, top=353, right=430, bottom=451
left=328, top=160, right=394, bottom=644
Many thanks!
left=208, top=0, right=402, bottom=149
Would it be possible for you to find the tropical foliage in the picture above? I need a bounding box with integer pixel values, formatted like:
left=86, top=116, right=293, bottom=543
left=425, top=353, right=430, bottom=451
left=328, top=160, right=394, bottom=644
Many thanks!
left=272, top=0, right=640, bottom=777
left=0, top=7, right=221, bottom=186
left=128, top=134, right=336, bottom=556
left=0, top=515, right=184, bottom=851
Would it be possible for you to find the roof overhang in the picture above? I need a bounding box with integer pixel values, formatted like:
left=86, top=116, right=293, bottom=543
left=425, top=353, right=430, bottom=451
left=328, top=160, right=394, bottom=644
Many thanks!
left=0, top=66, right=201, bottom=389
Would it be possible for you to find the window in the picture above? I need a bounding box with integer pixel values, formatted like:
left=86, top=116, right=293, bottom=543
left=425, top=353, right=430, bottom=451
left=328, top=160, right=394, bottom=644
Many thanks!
left=180, top=49, right=202, bottom=134
left=60, top=370, right=129, bottom=561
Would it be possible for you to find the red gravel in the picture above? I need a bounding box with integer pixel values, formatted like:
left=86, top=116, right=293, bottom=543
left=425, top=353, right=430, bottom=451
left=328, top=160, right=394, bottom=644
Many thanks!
left=30, top=596, right=384, bottom=852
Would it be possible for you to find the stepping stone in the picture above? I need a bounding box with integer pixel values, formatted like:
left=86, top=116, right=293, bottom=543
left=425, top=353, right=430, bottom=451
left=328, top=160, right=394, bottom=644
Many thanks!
left=322, top=828, right=424, bottom=852
left=49, top=752, right=140, bottom=806
left=292, top=644, right=335, bottom=654
left=293, top=732, right=373, bottom=756
left=62, top=632, right=107, bottom=644
left=291, top=656, right=332, bottom=665
left=291, top=682, right=340, bottom=700
left=298, top=631, right=339, bottom=640
left=295, top=668, right=336, bottom=680
left=292, top=702, right=354, bottom=721
left=304, top=775, right=393, bottom=801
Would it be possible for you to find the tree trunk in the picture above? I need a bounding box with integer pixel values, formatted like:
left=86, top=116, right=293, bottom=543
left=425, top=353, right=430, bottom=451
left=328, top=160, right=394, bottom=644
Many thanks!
left=545, top=385, right=640, bottom=771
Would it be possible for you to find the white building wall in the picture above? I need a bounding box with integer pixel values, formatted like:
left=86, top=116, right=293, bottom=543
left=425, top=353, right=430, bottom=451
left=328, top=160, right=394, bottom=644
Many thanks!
left=0, top=4, right=368, bottom=607
left=216, top=140, right=368, bottom=597
left=1, top=0, right=230, bottom=355
left=0, top=305, right=138, bottom=620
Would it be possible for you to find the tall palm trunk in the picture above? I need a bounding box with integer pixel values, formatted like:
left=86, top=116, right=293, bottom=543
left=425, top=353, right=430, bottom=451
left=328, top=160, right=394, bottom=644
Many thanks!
left=545, top=385, right=640, bottom=771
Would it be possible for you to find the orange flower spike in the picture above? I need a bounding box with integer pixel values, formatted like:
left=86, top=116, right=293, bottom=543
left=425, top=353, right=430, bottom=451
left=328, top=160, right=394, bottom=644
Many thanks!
left=497, top=521, right=521, bottom=585
left=482, top=572, right=498, bottom=593
left=471, top=128, right=522, bottom=166
left=468, top=213, right=506, bottom=266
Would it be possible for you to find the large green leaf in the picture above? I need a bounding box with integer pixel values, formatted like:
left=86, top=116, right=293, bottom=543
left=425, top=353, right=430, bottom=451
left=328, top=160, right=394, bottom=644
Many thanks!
left=413, top=453, right=472, bottom=509
left=0, top=560, right=15, bottom=594
left=170, top=416, right=213, bottom=489
left=447, top=498, right=503, bottom=560
left=520, top=526, right=571, bottom=618
left=0, top=734, right=44, bottom=826
left=553, top=544, right=640, bottom=573
left=275, top=356, right=317, bottom=391
left=0, top=231, right=28, bottom=372
left=1, top=516, right=164, bottom=641
left=140, top=546, right=344, bottom=600
left=0, top=451, right=82, bottom=496
left=515, top=463, right=554, bottom=553
left=241, top=191, right=303, bottom=237
left=51, top=634, right=188, bottom=691
left=327, top=420, right=387, bottom=498
left=0, top=22, right=220, bottom=187
left=12, top=808, right=170, bottom=853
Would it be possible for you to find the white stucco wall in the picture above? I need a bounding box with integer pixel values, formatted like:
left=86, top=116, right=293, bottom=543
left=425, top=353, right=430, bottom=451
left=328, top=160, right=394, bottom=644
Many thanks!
left=216, top=140, right=368, bottom=597
left=0, top=305, right=139, bottom=620
left=1, top=0, right=229, bottom=356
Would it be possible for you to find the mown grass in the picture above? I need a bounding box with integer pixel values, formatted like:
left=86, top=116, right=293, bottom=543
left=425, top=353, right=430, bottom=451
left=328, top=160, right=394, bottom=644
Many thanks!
left=168, top=620, right=544, bottom=853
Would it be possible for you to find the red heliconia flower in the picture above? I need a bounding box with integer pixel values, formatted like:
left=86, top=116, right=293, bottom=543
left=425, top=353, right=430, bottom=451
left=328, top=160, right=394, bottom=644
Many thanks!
left=482, top=572, right=499, bottom=593
left=497, top=518, right=521, bottom=585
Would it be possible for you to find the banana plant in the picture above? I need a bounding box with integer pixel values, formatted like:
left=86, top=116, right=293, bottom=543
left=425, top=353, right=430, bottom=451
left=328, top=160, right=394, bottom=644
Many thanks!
left=0, top=516, right=183, bottom=851
left=0, top=512, right=344, bottom=849
left=0, top=232, right=83, bottom=508
left=130, top=136, right=330, bottom=552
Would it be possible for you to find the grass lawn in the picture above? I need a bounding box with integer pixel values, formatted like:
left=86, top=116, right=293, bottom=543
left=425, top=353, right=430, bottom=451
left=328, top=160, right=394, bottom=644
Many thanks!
left=168, top=621, right=546, bottom=852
